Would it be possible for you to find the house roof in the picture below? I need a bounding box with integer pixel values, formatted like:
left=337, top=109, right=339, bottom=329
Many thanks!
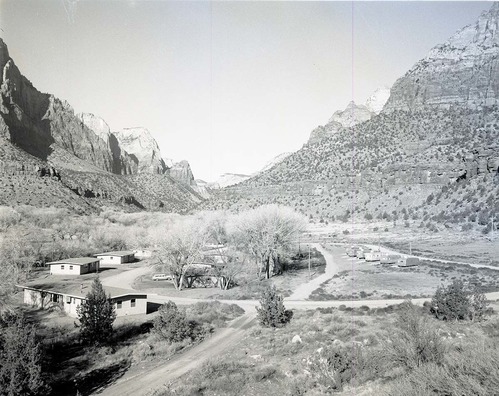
left=18, top=276, right=146, bottom=300
left=47, top=257, right=100, bottom=266
left=95, top=251, right=135, bottom=257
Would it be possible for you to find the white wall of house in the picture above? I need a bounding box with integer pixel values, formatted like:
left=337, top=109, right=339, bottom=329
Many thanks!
left=23, top=289, right=84, bottom=317
left=49, top=261, right=99, bottom=275
left=97, top=254, right=134, bottom=265
left=23, top=289, right=147, bottom=317
left=112, top=296, right=147, bottom=316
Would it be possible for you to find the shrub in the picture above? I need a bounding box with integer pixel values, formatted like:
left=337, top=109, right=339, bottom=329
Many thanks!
left=382, top=301, right=446, bottom=370
left=430, top=280, right=490, bottom=321
left=256, top=285, right=291, bottom=328
left=0, top=311, right=49, bottom=396
left=153, top=301, right=191, bottom=342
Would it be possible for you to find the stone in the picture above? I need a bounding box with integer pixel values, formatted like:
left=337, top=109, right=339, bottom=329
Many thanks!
left=291, top=335, right=302, bottom=344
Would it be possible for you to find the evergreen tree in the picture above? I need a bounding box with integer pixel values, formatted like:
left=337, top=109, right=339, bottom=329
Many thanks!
left=76, top=277, right=116, bottom=344
left=431, top=279, right=489, bottom=321
left=256, top=285, right=290, bottom=327
left=153, top=301, right=191, bottom=342
left=0, top=312, right=48, bottom=396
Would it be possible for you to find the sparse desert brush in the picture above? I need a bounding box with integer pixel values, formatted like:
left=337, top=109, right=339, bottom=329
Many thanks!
left=185, top=301, right=245, bottom=327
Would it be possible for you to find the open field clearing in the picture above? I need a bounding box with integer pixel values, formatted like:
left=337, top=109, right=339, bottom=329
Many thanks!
left=307, top=222, right=499, bottom=266
left=309, top=244, right=499, bottom=301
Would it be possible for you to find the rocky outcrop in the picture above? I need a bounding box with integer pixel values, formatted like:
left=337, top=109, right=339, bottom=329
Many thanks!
left=385, top=3, right=499, bottom=111
left=365, top=87, right=391, bottom=114
left=167, top=160, right=196, bottom=186
left=78, top=113, right=138, bottom=175
left=0, top=38, right=135, bottom=174
left=329, top=101, right=373, bottom=128
left=112, top=127, right=167, bottom=174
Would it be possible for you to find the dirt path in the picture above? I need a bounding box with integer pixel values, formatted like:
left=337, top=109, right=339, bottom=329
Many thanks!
left=98, top=312, right=256, bottom=396
left=286, top=243, right=339, bottom=300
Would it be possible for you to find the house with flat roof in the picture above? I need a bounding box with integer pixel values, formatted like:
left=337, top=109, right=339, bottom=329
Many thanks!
left=95, top=251, right=135, bottom=264
left=18, top=278, right=147, bottom=317
left=48, top=257, right=100, bottom=275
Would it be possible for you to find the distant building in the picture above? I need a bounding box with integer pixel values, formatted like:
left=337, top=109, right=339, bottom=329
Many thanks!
left=18, top=280, right=147, bottom=318
left=95, top=251, right=135, bottom=264
left=48, top=257, right=100, bottom=275
left=133, top=249, right=152, bottom=259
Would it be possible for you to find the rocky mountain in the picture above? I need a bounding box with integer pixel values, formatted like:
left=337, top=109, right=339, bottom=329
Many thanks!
left=308, top=87, right=390, bottom=145
left=328, top=101, right=373, bottom=128
left=112, top=127, right=167, bottom=174
left=205, top=3, right=499, bottom=231
left=385, top=3, right=499, bottom=111
left=365, top=87, right=391, bottom=114
left=0, top=38, right=204, bottom=213
left=77, top=113, right=138, bottom=175
left=167, top=160, right=195, bottom=186
left=259, top=152, right=292, bottom=174
left=208, top=173, right=251, bottom=189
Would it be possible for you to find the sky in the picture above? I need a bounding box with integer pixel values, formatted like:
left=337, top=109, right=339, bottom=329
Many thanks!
left=0, top=0, right=492, bottom=181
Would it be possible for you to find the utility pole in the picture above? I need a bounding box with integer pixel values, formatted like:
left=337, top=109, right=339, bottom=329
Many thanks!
left=409, top=241, right=412, bottom=255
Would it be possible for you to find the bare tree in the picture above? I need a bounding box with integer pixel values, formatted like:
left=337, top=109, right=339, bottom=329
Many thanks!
left=228, top=205, right=306, bottom=279
left=156, top=219, right=207, bottom=291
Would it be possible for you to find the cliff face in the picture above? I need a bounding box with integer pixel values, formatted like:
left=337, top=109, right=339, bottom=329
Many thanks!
left=112, top=127, right=167, bottom=174
left=77, top=113, right=138, bottom=175
left=167, top=160, right=196, bottom=186
left=0, top=38, right=133, bottom=174
left=385, top=3, right=499, bottom=111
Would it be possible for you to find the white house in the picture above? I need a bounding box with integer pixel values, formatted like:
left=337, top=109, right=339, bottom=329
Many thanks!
left=95, top=251, right=135, bottom=264
left=48, top=257, right=100, bottom=275
left=19, top=281, right=147, bottom=318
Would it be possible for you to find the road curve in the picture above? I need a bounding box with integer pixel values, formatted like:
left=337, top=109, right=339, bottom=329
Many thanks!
left=98, top=313, right=256, bottom=396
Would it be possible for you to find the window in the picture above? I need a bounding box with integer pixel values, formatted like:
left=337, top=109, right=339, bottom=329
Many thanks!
left=52, top=294, right=58, bottom=303
left=61, top=265, right=64, bottom=270
left=117, top=301, right=122, bottom=309
left=69, top=265, right=73, bottom=270
left=131, top=299, right=136, bottom=308
left=110, top=256, right=114, bottom=260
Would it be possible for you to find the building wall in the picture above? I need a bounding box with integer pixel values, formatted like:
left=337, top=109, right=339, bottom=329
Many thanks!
left=98, top=255, right=134, bottom=265
left=49, top=261, right=99, bottom=275
left=23, top=289, right=146, bottom=317
left=112, top=295, right=147, bottom=316
left=23, top=289, right=84, bottom=317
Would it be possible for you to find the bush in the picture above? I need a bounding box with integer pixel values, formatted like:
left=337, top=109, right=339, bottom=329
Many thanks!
left=256, top=285, right=291, bottom=328
left=0, top=311, right=49, bottom=396
left=382, top=301, right=446, bottom=370
left=185, top=301, right=245, bottom=327
left=153, top=301, right=192, bottom=343
left=430, top=280, right=490, bottom=321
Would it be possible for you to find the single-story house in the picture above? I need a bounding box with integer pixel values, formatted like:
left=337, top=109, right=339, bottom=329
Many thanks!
left=95, top=251, right=135, bottom=264
left=18, top=280, right=147, bottom=318
left=48, top=257, right=100, bottom=275
left=133, top=249, right=152, bottom=259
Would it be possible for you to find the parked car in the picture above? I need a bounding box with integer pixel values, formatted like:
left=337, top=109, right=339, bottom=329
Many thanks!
left=152, top=273, right=172, bottom=281
left=356, top=249, right=366, bottom=259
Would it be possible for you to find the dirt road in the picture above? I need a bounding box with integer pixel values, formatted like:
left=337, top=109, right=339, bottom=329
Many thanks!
left=287, top=243, right=339, bottom=300
left=97, top=244, right=499, bottom=395
left=98, top=313, right=256, bottom=396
